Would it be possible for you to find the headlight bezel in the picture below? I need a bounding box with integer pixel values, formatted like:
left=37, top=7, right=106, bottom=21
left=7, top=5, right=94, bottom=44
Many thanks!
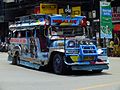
left=67, top=40, right=76, bottom=48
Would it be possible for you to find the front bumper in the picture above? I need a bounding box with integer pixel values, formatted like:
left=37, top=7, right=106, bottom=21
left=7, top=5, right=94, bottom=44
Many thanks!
left=71, top=64, right=109, bottom=71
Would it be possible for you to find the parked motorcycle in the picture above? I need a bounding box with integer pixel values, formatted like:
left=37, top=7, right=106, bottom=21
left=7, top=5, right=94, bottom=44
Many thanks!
left=0, top=42, right=8, bottom=52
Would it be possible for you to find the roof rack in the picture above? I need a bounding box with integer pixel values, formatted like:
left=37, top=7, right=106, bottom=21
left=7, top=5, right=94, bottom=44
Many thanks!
left=15, top=14, right=48, bottom=21
left=14, top=14, right=50, bottom=25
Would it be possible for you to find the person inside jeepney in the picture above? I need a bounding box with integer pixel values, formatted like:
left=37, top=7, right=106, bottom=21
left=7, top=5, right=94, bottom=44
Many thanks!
left=37, top=27, right=48, bottom=52
left=30, top=33, right=36, bottom=58
left=8, top=31, right=13, bottom=44
left=50, top=26, right=59, bottom=40
left=45, top=26, right=61, bottom=47
left=17, top=32, right=21, bottom=38
left=74, top=26, right=86, bottom=40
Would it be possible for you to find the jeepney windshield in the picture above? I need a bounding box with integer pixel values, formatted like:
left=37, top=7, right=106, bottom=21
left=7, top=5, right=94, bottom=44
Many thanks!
left=51, top=26, right=84, bottom=37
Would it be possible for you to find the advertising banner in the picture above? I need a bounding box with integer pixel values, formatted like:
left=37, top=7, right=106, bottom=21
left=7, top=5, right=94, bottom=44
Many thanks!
left=40, top=3, right=57, bottom=14
left=50, top=16, right=84, bottom=26
left=100, top=1, right=113, bottom=38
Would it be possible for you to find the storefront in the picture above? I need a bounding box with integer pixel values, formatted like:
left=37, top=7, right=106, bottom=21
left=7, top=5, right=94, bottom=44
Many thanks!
left=108, top=6, right=120, bottom=56
left=0, top=22, right=8, bottom=43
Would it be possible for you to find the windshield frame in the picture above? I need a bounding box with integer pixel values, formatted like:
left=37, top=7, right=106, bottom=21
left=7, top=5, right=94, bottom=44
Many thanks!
left=50, top=26, right=85, bottom=37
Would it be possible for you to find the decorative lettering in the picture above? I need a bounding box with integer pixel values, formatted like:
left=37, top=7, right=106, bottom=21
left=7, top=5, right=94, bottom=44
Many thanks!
left=10, top=38, right=27, bottom=44
left=53, top=19, right=77, bottom=24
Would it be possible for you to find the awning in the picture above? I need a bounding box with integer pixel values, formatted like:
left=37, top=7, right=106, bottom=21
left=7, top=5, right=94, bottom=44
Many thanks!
left=114, top=24, right=120, bottom=31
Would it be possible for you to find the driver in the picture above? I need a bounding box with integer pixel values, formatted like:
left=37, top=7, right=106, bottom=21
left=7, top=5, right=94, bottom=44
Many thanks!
left=50, top=27, right=59, bottom=40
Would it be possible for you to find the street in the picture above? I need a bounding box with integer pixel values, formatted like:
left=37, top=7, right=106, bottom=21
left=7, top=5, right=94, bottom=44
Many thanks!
left=0, top=52, right=120, bottom=90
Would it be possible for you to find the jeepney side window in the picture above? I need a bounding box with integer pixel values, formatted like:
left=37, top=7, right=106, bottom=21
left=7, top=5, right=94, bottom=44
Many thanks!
left=13, top=31, right=18, bottom=38
left=27, top=30, right=33, bottom=37
left=20, top=31, right=26, bottom=38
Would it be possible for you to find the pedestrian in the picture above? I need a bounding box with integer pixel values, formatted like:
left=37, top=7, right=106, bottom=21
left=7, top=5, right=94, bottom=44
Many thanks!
left=113, top=34, right=120, bottom=56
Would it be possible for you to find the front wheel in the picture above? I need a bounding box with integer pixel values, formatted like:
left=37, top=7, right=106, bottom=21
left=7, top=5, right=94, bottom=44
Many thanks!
left=53, top=54, right=66, bottom=74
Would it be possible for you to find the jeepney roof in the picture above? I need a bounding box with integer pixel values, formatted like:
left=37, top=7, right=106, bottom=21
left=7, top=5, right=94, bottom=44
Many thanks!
left=9, top=14, right=86, bottom=31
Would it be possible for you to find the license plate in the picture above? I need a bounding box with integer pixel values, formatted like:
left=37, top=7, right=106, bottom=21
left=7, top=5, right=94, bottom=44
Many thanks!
left=84, top=56, right=94, bottom=60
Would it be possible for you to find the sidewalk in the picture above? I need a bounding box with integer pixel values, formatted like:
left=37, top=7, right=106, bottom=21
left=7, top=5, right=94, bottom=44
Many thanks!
left=0, top=52, right=8, bottom=57
left=109, top=57, right=120, bottom=60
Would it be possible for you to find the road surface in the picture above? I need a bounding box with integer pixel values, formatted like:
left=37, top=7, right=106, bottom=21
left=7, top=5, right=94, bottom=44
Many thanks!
left=0, top=53, right=120, bottom=90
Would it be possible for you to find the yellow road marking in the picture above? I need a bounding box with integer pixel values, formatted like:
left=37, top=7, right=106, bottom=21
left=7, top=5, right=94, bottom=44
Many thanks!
left=76, top=81, right=120, bottom=90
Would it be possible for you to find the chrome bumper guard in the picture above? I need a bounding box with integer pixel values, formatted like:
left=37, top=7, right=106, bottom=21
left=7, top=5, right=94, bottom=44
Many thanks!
left=71, top=64, right=109, bottom=71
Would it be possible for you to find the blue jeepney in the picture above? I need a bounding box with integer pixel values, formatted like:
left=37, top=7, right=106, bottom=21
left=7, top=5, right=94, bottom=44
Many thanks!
left=8, top=14, right=109, bottom=74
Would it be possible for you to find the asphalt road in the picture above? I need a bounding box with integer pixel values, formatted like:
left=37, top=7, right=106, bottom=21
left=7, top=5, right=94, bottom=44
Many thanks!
left=0, top=52, right=120, bottom=90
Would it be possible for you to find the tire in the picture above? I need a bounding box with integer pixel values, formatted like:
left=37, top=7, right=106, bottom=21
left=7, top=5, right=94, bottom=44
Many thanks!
left=92, top=70, right=103, bottom=73
left=8, top=55, right=19, bottom=65
left=16, top=56, right=20, bottom=65
left=53, top=54, right=66, bottom=74
left=8, top=55, right=14, bottom=64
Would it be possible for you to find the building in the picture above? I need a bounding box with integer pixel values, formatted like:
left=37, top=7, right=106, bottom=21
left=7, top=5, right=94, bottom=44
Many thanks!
left=2, top=0, right=119, bottom=46
left=2, top=0, right=95, bottom=41
left=0, top=0, right=8, bottom=42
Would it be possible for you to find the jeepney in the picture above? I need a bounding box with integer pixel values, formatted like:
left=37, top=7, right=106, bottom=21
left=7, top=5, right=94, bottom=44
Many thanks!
left=8, top=14, right=109, bottom=74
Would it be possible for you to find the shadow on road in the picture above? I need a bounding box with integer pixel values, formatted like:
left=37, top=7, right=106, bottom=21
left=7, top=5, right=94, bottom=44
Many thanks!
left=39, top=68, right=112, bottom=77
left=12, top=64, right=112, bottom=77
left=65, top=70, right=112, bottom=77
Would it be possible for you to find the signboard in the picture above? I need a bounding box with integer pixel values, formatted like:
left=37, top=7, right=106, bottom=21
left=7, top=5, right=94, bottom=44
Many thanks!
left=59, top=8, right=64, bottom=15
left=72, top=6, right=81, bottom=16
left=112, top=7, right=120, bottom=23
left=10, top=38, right=27, bottom=44
left=0, top=16, right=4, bottom=22
left=40, top=3, right=57, bottom=14
left=112, top=13, right=120, bottom=22
left=50, top=16, right=84, bottom=26
left=100, top=1, right=113, bottom=39
left=3, top=0, right=14, bottom=3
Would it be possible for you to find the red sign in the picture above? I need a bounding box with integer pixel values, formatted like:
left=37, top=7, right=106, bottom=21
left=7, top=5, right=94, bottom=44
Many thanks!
left=112, top=13, right=120, bottom=21
left=53, top=20, right=77, bottom=24
left=10, top=38, right=27, bottom=44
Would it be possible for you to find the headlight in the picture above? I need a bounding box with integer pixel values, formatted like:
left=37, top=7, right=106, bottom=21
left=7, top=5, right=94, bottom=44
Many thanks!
left=97, top=49, right=103, bottom=54
left=89, top=41, right=93, bottom=45
left=67, top=40, right=75, bottom=48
